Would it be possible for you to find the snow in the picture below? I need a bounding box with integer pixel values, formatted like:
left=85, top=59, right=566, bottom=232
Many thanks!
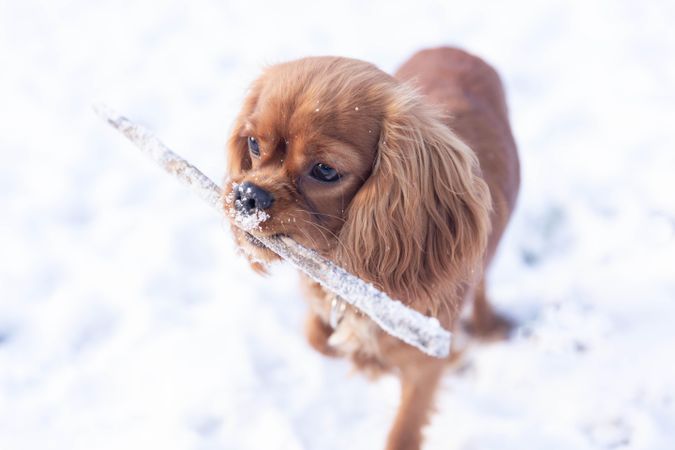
left=1, top=0, right=675, bottom=449
left=230, top=205, right=270, bottom=231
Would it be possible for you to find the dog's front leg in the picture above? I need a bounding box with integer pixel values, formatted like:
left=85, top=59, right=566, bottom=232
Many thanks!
left=384, top=349, right=445, bottom=450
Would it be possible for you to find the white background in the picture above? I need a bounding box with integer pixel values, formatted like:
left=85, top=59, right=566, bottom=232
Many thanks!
left=1, top=0, right=674, bottom=448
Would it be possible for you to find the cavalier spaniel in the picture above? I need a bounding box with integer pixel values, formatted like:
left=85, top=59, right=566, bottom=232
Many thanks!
left=224, top=47, right=519, bottom=450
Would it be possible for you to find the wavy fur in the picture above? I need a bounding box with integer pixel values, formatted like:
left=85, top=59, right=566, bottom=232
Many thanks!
left=335, top=83, right=492, bottom=313
left=224, top=48, right=519, bottom=450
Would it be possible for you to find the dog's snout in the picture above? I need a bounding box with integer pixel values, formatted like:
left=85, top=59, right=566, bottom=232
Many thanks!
left=234, top=182, right=274, bottom=214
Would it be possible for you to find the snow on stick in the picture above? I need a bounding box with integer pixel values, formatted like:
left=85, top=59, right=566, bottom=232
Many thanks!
left=93, top=104, right=452, bottom=358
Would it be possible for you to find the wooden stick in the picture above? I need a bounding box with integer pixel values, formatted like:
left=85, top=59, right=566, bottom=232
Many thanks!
left=93, top=104, right=452, bottom=358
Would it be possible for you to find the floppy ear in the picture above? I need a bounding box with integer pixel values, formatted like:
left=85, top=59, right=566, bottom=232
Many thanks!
left=226, top=80, right=262, bottom=177
left=336, top=87, right=492, bottom=309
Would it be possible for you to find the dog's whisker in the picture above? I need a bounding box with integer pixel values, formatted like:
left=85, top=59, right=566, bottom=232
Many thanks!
left=286, top=207, right=348, bottom=251
left=300, top=218, right=350, bottom=255
left=290, top=207, right=346, bottom=222
left=294, top=217, right=348, bottom=255
left=297, top=225, right=320, bottom=250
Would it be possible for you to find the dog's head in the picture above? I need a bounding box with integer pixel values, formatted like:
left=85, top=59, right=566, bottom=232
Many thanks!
left=225, top=56, right=491, bottom=303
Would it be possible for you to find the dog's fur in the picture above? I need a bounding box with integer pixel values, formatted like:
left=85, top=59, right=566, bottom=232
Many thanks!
left=225, top=47, right=519, bottom=450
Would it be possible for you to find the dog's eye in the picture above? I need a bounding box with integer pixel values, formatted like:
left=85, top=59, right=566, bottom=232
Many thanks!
left=247, top=136, right=260, bottom=157
left=310, top=163, right=340, bottom=182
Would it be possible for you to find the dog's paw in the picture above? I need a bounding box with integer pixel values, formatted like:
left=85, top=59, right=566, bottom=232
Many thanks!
left=463, top=310, right=515, bottom=342
left=304, top=313, right=339, bottom=357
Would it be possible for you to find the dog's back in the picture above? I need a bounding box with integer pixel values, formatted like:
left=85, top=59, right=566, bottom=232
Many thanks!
left=395, top=47, right=520, bottom=263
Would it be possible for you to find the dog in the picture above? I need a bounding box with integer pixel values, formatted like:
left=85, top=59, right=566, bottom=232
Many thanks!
left=224, top=47, right=519, bottom=450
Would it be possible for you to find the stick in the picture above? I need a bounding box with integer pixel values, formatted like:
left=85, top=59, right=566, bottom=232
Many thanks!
left=93, top=104, right=451, bottom=358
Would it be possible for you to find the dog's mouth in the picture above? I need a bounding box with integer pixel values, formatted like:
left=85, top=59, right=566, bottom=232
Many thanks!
left=242, top=231, right=289, bottom=258
left=236, top=230, right=282, bottom=265
left=244, top=231, right=267, bottom=248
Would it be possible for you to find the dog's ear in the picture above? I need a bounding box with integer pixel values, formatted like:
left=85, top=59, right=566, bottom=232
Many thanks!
left=336, top=87, right=492, bottom=308
left=226, top=80, right=263, bottom=177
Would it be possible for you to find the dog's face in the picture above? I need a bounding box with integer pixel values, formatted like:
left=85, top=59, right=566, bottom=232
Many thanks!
left=225, top=57, right=390, bottom=262
left=225, top=56, right=492, bottom=304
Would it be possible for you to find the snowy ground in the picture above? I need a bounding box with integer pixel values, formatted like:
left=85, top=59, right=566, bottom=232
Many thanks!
left=1, top=0, right=674, bottom=449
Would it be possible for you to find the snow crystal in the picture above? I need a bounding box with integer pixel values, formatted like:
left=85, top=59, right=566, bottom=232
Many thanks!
left=222, top=182, right=270, bottom=231
left=229, top=206, right=269, bottom=231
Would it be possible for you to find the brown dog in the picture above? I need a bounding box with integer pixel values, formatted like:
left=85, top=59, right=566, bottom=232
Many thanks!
left=225, top=47, right=519, bottom=450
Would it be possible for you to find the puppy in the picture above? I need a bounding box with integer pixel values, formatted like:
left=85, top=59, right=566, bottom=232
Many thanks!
left=225, top=47, right=519, bottom=450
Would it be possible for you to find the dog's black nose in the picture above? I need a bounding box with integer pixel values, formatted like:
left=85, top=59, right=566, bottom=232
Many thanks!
left=234, top=182, right=274, bottom=214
